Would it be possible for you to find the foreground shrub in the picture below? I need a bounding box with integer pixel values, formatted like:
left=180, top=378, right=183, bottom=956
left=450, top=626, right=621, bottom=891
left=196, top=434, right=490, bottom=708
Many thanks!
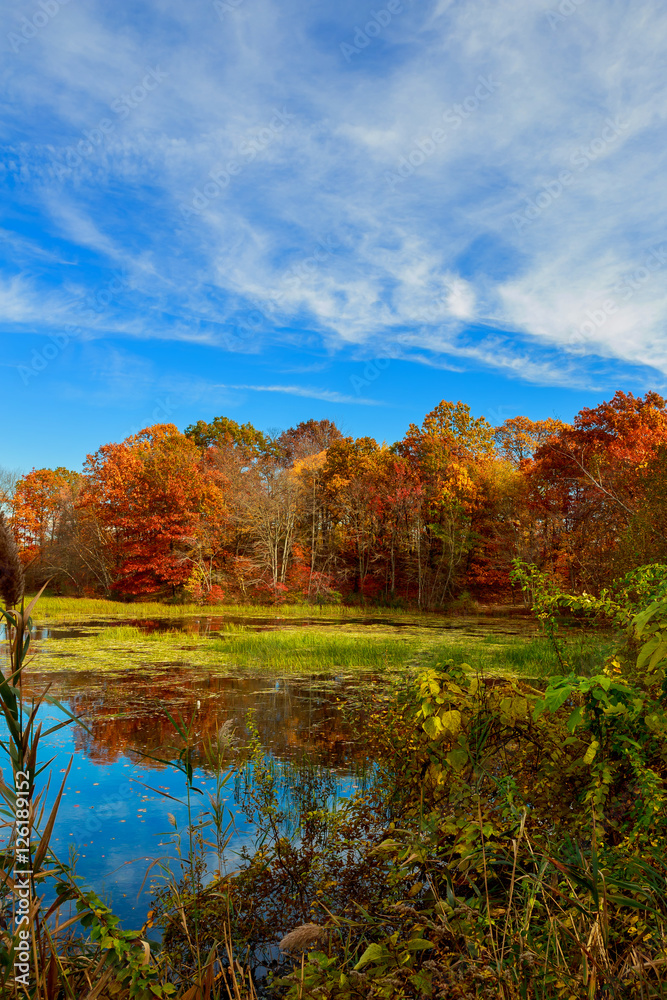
left=166, top=563, right=667, bottom=998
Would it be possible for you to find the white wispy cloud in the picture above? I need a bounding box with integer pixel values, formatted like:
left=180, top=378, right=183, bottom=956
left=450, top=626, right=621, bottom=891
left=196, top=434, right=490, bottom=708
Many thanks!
left=213, top=383, right=384, bottom=405
left=2, top=0, right=667, bottom=390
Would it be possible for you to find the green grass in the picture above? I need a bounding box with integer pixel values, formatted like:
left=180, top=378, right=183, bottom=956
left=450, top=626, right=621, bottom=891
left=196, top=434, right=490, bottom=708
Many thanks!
left=208, top=629, right=418, bottom=670
left=24, top=596, right=612, bottom=679
left=420, top=631, right=616, bottom=679
left=31, top=595, right=417, bottom=621
left=89, top=625, right=185, bottom=646
left=32, top=621, right=424, bottom=674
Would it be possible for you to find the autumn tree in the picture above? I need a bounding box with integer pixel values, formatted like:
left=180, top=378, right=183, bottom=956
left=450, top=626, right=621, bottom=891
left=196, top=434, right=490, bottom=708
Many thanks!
left=12, top=467, right=78, bottom=551
left=0, top=466, right=20, bottom=517
left=229, top=454, right=302, bottom=593
left=395, top=401, right=503, bottom=605
left=320, top=437, right=387, bottom=596
left=80, top=425, right=227, bottom=597
left=495, top=415, right=566, bottom=466
left=9, top=391, right=663, bottom=606
left=290, top=450, right=332, bottom=598
left=528, top=391, right=667, bottom=589
left=275, top=419, right=343, bottom=465
left=6, top=467, right=113, bottom=593
left=185, top=415, right=270, bottom=458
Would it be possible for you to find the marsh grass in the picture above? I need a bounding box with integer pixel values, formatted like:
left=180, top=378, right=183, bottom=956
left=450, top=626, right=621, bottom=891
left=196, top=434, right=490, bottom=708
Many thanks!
left=208, top=630, right=418, bottom=670
left=32, top=595, right=417, bottom=621
left=30, top=618, right=431, bottom=674
left=25, top=603, right=612, bottom=680
left=36, top=627, right=420, bottom=674
left=90, top=624, right=185, bottom=646
left=421, top=630, right=616, bottom=679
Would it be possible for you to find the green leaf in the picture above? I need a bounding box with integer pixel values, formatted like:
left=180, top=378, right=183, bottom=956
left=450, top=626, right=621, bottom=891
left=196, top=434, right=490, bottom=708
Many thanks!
left=533, top=698, right=546, bottom=719
left=446, top=748, right=468, bottom=772
left=648, top=639, right=667, bottom=672
left=308, top=951, right=333, bottom=967
left=438, top=709, right=461, bottom=736
left=544, top=686, right=573, bottom=713
left=566, top=706, right=584, bottom=733
left=583, top=740, right=599, bottom=765
left=354, top=943, right=387, bottom=970
left=422, top=716, right=442, bottom=740
left=410, top=971, right=435, bottom=998
left=405, top=938, right=434, bottom=951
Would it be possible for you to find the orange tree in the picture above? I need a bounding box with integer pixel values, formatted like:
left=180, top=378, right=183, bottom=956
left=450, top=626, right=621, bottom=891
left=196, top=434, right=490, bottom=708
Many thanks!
left=80, top=424, right=227, bottom=597
left=320, top=437, right=386, bottom=597
left=528, top=391, right=667, bottom=590
left=395, top=400, right=513, bottom=604
left=12, top=467, right=79, bottom=554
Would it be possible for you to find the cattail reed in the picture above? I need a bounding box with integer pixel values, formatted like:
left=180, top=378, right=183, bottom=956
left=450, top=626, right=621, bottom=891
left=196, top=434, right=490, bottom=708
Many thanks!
left=279, top=923, right=325, bottom=952
left=0, top=511, right=24, bottom=609
left=217, top=718, right=238, bottom=752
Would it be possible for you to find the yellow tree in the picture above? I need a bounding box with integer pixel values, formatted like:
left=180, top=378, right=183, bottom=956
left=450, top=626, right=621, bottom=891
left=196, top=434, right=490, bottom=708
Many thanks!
left=396, top=401, right=501, bottom=605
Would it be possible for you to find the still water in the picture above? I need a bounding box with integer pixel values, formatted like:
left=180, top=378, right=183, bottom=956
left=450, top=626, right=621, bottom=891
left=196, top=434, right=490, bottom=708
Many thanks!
left=2, top=610, right=539, bottom=932
left=4, top=663, right=373, bottom=931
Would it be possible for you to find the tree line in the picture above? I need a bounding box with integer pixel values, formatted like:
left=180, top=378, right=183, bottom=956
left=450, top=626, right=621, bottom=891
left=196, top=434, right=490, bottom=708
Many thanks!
left=2, top=390, right=666, bottom=605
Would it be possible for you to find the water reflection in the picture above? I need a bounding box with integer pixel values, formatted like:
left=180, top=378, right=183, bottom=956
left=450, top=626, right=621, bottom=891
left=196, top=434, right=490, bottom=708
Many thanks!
left=3, top=665, right=375, bottom=929
left=20, top=667, right=368, bottom=767
left=0, top=610, right=541, bottom=932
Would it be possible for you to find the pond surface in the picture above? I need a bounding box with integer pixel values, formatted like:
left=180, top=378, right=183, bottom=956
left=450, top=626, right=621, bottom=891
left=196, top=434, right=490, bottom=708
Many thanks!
left=7, top=667, right=372, bottom=933
left=2, top=608, right=543, bottom=934
left=5, top=607, right=538, bottom=643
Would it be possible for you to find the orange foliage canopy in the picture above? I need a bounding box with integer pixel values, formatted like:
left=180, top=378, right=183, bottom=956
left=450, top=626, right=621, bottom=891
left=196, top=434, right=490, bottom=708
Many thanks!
left=12, top=467, right=79, bottom=554
left=9, top=392, right=667, bottom=603
left=80, top=424, right=227, bottom=596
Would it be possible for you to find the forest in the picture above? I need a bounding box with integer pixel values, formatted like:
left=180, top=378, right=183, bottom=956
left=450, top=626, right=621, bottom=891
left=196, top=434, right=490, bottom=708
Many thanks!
left=3, top=389, right=667, bottom=606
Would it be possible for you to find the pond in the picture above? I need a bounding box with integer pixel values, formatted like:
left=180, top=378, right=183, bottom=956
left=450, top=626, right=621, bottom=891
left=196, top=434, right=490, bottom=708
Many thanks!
left=2, top=606, right=552, bottom=936
left=7, top=666, right=376, bottom=932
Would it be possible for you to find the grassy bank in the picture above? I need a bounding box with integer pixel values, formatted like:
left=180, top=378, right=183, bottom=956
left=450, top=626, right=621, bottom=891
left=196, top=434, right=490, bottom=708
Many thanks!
left=419, top=628, right=617, bottom=678
left=31, top=594, right=419, bottom=621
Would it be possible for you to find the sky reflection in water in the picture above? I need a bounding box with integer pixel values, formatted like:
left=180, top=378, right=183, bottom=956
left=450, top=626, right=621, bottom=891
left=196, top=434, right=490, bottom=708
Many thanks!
left=4, top=667, right=371, bottom=930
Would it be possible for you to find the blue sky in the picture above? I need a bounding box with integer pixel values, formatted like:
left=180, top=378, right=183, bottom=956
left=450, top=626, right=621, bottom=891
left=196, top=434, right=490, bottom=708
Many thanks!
left=2, top=0, right=666, bottom=472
